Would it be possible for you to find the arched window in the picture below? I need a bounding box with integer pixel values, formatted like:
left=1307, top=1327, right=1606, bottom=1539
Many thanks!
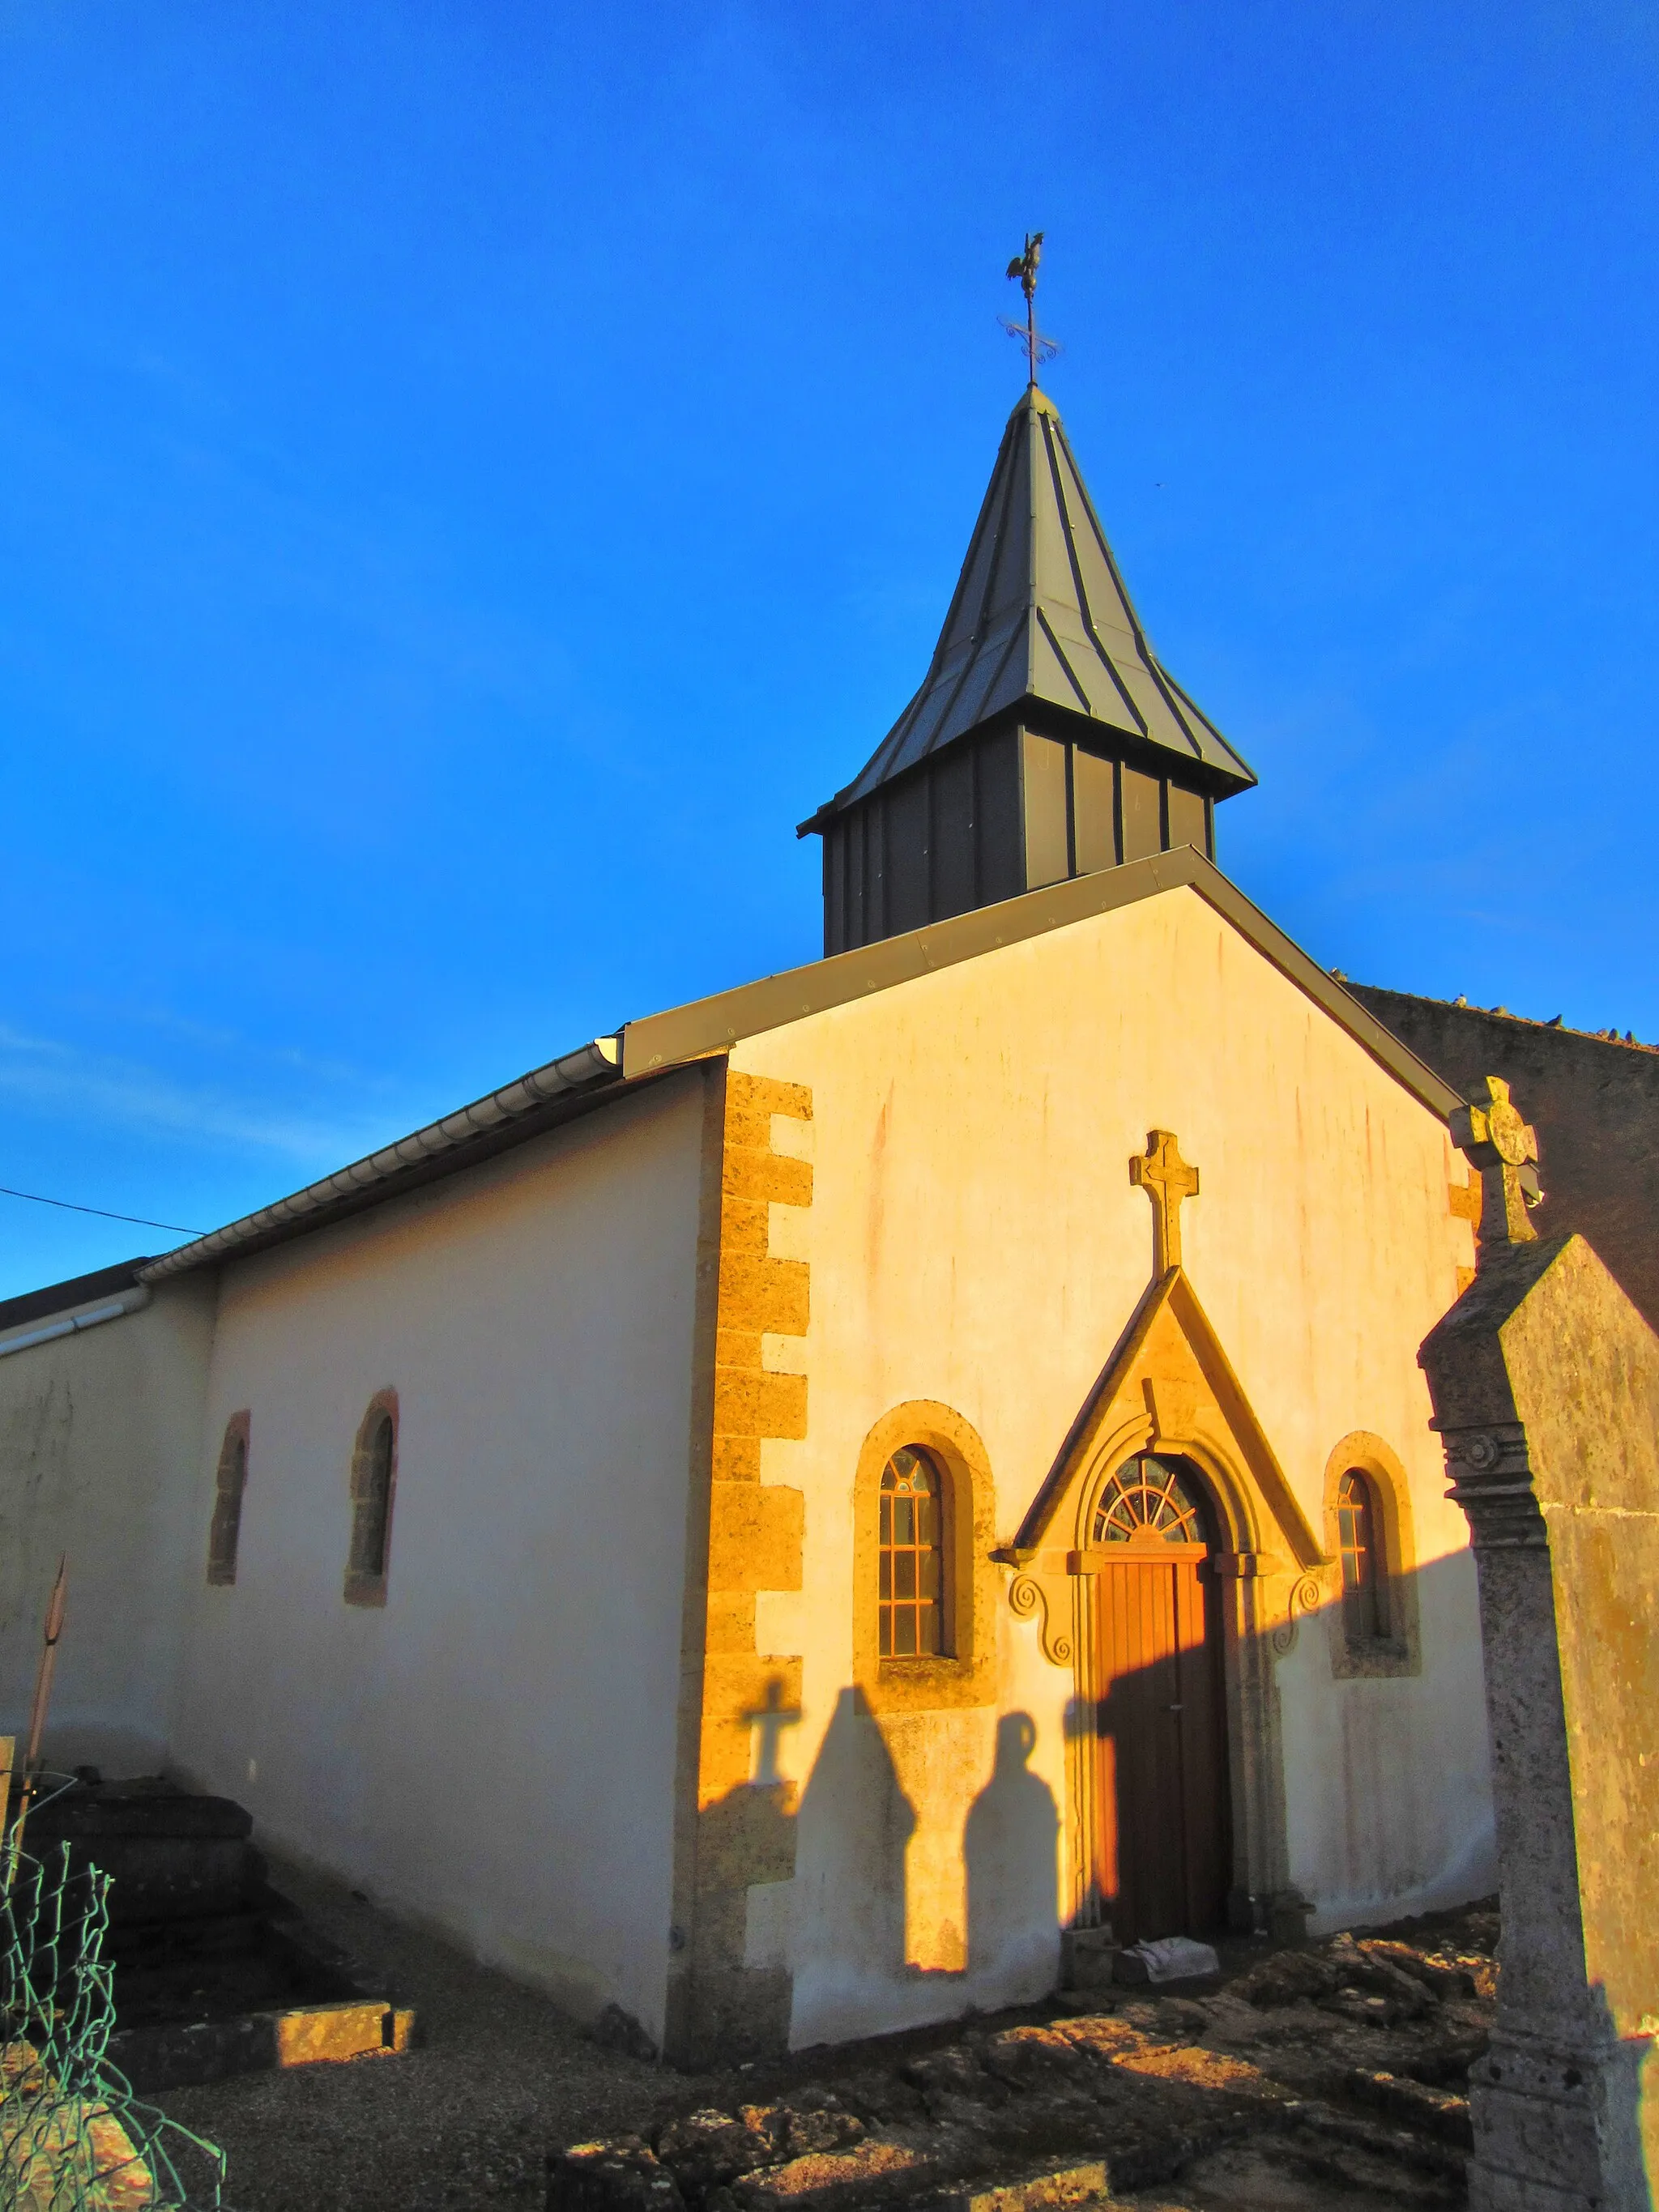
left=1092, top=1453, right=1207, bottom=1545
left=1337, top=1468, right=1387, bottom=1643
left=855, top=1403, right=995, bottom=1711
left=879, top=1447, right=945, bottom=1657
left=206, top=1412, right=250, bottom=1586
left=345, top=1394, right=398, bottom=1606
left=1320, top=1436, right=1417, bottom=1678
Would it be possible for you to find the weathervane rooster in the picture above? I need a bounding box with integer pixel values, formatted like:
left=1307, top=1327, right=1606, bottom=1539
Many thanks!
left=1002, top=232, right=1059, bottom=385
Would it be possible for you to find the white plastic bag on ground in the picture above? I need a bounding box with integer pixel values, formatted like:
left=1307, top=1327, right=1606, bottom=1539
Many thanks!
left=1126, top=1934, right=1221, bottom=1983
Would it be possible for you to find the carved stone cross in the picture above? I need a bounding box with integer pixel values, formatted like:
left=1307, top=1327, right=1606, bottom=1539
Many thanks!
left=1130, top=1129, right=1199, bottom=1275
left=1451, top=1076, right=1542, bottom=1252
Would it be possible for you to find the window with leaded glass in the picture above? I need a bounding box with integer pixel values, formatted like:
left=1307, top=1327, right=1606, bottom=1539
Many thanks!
left=879, top=1447, right=945, bottom=1657
left=1337, top=1469, right=1386, bottom=1642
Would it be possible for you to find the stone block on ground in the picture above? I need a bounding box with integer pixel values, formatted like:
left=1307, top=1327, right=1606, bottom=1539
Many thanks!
left=1325, top=1934, right=1436, bottom=2022
left=1049, top=2016, right=1164, bottom=2064
left=0, top=2097, right=157, bottom=2211
left=904, top=2046, right=1009, bottom=2121
left=1114, top=1999, right=1210, bottom=2041
left=979, top=2030, right=1090, bottom=2094
left=929, top=2159, right=1112, bottom=2212
left=656, top=2110, right=784, bottom=2193
left=1, top=2039, right=158, bottom=2211
left=589, top=2003, right=659, bottom=2064
left=550, top=2137, right=687, bottom=2212
left=778, top=2112, right=864, bottom=2160
left=728, top=2139, right=935, bottom=2212
left=26, top=1779, right=259, bottom=1929
left=1178, top=2126, right=1462, bottom=2209
left=654, top=2100, right=869, bottom=2206
left=1108, top=2044, right=1295, bottom=2109
left=1057, top=1928, right=1118, bottom=1995
left=1294, top=2101, right=1467, bottom=2185
left=1231, top=1949, right=1337, bottom=2010
left=552, top=1905, right=1503, bottom=2212
left=1346, top=2069, right=1473, bottom=2148
left=831, top=2068, right=928, bottom=2129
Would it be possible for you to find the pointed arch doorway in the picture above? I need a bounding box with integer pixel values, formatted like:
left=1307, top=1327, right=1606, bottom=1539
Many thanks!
left=1090, top=1452, right=1231, bottom=1944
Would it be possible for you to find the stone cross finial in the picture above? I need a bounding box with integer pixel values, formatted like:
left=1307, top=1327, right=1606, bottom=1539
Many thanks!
left=1130, top=1130, right=1199, bottom=1275
left=1451, top=1076, right=1542, bottom=1251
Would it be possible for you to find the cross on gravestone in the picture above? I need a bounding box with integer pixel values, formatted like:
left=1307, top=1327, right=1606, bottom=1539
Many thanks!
left=744, top=1678, right=802, bottom=1788
left=1130, top=1129, right=1200, bottom=1275
left=1452, top=1076, right=1543, bottom=1251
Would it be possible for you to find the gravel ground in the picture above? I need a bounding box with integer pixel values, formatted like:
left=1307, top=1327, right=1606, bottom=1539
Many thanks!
left=151, top=1865, right=1094, bottom=2212
left=155, top=1858, right=711, bottom=2212
left=156, top=1868, right=1488, bottom=2212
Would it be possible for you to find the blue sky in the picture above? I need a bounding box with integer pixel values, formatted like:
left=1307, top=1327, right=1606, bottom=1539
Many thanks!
left=3, top=1, right=1657, bottom=1296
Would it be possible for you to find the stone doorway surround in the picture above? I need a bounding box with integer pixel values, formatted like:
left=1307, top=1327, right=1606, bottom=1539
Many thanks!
left=996, top=1253, right=1332, bottom=1945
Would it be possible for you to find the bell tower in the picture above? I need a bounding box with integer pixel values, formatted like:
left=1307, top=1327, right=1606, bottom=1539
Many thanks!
left=798, top=385, right=1256, bottom=956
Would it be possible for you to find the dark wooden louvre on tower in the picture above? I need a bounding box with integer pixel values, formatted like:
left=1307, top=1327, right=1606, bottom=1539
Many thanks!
left=799, top=387, right=1256, bottom=954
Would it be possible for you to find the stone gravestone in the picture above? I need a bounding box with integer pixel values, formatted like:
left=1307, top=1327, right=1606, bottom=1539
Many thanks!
left=1419, top=1077, right=1659, bottom=2209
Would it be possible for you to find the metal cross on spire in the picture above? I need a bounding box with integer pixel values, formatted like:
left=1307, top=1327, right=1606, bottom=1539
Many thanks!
left=1001, top=231, right=1060, bottom=386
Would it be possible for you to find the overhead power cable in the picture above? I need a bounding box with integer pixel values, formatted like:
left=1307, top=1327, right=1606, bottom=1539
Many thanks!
left=0, top=1185, right=204, bottom=1236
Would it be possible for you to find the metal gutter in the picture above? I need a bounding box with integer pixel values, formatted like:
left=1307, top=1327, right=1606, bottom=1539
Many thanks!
left=139, top=1036, right=625, bottom=1285
left=0, top=1286, right=152, bottom=1361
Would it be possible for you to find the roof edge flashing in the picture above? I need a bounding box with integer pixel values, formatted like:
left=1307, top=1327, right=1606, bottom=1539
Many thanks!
left=139, top=1034, right=625, bottom=1284
left=620, top=850, right=1461, bottom=1124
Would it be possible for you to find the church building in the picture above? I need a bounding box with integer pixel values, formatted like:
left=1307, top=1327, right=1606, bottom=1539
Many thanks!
left=0, top=381, right=1496, bottom=2063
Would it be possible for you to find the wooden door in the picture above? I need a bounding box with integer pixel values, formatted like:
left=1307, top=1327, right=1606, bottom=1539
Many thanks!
left=1090, top=1459, right=1230, bottom=1943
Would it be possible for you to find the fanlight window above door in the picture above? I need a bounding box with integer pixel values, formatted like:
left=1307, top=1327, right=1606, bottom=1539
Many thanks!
left=1092, top=1454, right=1207, bottom=1545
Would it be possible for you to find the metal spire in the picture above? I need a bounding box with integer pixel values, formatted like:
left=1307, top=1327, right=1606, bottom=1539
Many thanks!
left=801, top=380, right=1256, bottom=828
left=1002, top=232, right=1059, bottom=385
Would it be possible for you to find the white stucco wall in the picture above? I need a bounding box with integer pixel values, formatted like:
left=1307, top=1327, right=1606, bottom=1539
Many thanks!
left=729, top=883, right=1494, bottom=2044
left=0, top=1280, right=215, bottom=1773
left=167, top=1071, right=710, bottom=2044
left=0, top=880, right=1497, bottom=2053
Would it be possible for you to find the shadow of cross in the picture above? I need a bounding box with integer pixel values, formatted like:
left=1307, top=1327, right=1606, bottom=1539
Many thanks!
left=744, top=1677, right=804, bottom=1787
left=1130, top=1129, right=1200, bottom=1275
